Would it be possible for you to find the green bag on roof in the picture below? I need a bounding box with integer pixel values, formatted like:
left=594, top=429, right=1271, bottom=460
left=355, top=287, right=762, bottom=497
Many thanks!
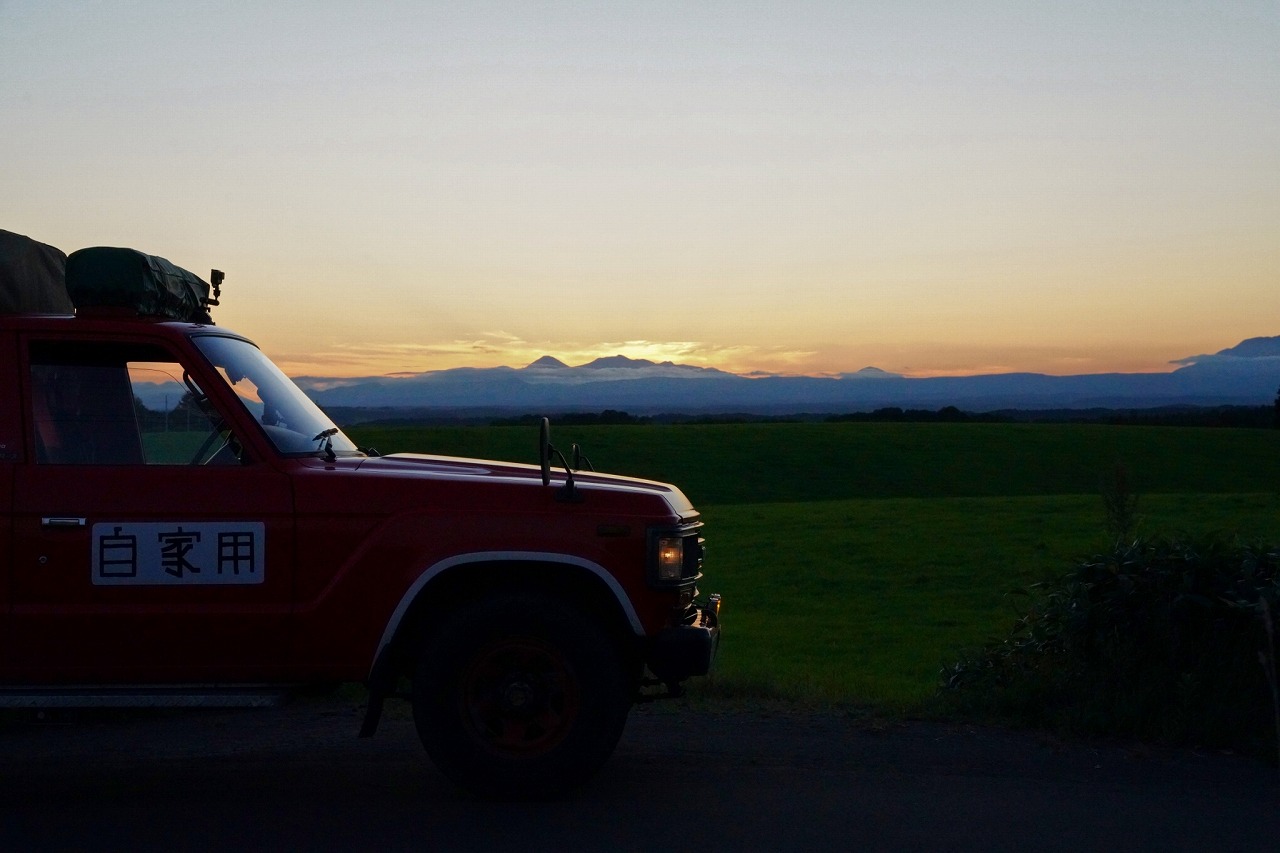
left=66, top=246, right=213, bottom=323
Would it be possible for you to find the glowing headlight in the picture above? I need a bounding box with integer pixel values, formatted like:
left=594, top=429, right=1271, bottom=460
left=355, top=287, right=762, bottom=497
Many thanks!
left=656, top=536, right=684, bottom=581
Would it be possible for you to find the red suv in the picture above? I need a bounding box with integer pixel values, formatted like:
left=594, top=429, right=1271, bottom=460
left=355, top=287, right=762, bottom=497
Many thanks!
left=0, top=232, right=720, bottom=796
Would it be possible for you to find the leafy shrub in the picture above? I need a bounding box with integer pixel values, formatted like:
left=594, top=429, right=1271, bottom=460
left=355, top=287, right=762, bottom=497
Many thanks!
left=940, top=536, right=1280, bottom=755
left=1100, top=460, right=1140, bottom=543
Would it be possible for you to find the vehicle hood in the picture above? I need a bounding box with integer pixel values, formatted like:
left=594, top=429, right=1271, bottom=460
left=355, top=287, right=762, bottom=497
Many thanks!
left=337, top=452, right=698, bottom=518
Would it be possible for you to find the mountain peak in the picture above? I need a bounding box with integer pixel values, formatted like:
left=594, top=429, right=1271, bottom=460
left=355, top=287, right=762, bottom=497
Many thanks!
left=526, top=355, right=569, bottom=369
left=581, top=355, right=656, bottom=369
left=1172, top=334, right=1280, bottom=366
left=841, top=366, right=902, bottom=379
left=1216, top=336, right=1280, bottom=358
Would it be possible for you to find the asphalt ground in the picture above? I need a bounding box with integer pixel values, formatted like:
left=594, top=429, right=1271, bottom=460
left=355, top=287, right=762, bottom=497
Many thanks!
left=1, top=698, right=1277, bottom=852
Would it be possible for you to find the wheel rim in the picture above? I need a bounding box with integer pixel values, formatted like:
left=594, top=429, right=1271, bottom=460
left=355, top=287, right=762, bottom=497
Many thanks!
left=459, top=636, right=582, bottom=757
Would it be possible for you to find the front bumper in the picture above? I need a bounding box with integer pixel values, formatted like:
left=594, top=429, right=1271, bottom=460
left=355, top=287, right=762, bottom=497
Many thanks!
left=646, top=594, right=721, bottom=684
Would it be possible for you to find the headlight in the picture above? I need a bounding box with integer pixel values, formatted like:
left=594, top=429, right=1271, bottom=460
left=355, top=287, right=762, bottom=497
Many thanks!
left=656, top=537, right=684, bottom=581
left=648, top=521, right=704, bottom=587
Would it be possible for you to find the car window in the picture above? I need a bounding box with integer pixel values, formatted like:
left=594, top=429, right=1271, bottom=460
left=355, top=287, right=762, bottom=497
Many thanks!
left=29, top=341, right=243, bottom=466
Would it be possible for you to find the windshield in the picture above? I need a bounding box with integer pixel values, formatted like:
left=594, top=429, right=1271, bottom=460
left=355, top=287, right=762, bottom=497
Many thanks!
left=193, top=334, right=360, bottom=457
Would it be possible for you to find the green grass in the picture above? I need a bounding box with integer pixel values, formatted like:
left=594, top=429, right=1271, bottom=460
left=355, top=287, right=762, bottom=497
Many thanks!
left=699, top=493, right=1280, bottom=708
left=348, top=422, right=1280, bottom=505
left=344, top=421, right=1280, bottom=708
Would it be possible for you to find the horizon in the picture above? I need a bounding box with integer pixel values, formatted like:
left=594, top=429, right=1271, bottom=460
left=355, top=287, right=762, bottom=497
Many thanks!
left=255, top=340, right=1221, bottom=381
left=5, top=3, right=1278, bottom=380
left=298, top=330, right=1280, bottom=415
left=292, top=331, right=1280, bottom=384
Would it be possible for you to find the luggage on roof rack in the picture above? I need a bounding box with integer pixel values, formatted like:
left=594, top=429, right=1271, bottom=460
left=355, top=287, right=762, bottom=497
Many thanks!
left=0, top=229, right=75, bottom=314
left=65, top=246, right=215, bottom=324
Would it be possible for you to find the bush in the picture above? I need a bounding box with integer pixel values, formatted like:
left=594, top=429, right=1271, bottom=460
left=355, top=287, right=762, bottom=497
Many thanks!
left=940, top=536, right=1280, bottom=756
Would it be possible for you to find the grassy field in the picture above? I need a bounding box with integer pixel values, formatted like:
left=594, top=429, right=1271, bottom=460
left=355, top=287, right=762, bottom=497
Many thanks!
left=346, top=421, right=1280, bottom=708
left=349, top=421, right=1280, bottom=505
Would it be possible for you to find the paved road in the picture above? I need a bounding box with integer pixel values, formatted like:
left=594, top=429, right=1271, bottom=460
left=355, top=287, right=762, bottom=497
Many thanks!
left=1, top=699, right=1276, bottom=851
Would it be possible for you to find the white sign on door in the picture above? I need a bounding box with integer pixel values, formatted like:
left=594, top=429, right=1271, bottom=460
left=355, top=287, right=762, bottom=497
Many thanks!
left=92, top=522, right=265, bottom=585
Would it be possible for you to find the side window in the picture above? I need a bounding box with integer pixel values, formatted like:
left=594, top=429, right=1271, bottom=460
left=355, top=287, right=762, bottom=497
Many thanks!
left=127, top=362, right=242, bottom=465
left=30, top=359, right=142, bottom=465
left=29, top=341, right=243, bottom=466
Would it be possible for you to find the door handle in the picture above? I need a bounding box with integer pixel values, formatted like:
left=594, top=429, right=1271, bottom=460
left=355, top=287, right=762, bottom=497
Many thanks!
left=41, top=517, right=86, bottom=529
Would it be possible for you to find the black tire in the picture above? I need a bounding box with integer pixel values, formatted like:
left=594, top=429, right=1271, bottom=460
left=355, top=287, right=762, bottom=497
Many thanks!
left=412, top=592, right=633, bottom=798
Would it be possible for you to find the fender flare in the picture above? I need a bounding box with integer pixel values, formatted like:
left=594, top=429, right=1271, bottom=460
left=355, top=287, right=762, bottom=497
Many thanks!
left=371, top=550, right=645, bottom=673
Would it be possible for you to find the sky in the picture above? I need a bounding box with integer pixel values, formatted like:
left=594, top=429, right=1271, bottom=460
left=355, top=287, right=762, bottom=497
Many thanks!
left=3, top=1, right=1277, bottom=379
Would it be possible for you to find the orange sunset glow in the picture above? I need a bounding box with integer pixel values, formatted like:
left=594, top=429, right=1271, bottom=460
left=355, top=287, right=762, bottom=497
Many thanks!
left=4, top=3, right=1277, bottom=381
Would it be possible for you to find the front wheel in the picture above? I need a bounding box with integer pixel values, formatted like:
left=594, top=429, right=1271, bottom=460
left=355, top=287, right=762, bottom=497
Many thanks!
left=412, top=592, right=633, bottom=798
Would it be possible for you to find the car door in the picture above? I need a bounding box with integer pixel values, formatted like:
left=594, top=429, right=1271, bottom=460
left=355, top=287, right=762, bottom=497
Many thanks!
left=0, top=458, right=11, bottom=674
left=0, top=330, right=23, bottom=677
left=5, top=335, right=295, bottom=683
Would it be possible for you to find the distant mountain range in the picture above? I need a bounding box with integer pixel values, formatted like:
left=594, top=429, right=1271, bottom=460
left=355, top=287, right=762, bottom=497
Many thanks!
left=297, top=336, right=1280, bottom=417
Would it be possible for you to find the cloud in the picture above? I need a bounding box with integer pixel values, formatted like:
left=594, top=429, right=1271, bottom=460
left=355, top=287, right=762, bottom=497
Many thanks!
left=276, top=334, right=533, bottom=375
left=275, top=336, right=832, bottom=382
left=477, top=339, right=821, bottom=374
